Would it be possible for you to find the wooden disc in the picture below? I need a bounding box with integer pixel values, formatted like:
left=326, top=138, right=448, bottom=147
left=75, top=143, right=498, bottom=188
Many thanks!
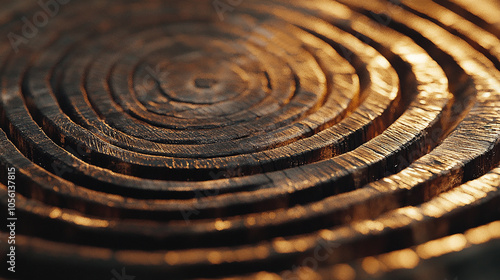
left=0, top=0, right=499, bottom=279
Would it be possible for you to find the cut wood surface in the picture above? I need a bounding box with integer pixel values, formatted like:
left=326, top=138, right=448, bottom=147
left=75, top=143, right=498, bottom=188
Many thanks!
left=0, top=0, right=499, bottom=279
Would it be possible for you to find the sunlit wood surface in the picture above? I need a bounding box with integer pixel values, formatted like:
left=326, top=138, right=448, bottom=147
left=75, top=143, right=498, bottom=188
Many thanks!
left=0, top=0, right=499, bottom=279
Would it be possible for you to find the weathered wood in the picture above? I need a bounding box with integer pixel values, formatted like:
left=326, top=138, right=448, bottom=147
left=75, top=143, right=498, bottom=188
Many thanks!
left=0, top=0, right=499, bottom=279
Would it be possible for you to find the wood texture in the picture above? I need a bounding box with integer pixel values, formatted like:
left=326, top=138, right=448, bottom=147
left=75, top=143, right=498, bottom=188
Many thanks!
left=0, top=0, right=499, bottom=279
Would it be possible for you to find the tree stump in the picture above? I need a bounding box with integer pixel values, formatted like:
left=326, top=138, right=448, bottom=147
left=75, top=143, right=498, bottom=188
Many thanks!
left=0, top=0, right=499, bottom=279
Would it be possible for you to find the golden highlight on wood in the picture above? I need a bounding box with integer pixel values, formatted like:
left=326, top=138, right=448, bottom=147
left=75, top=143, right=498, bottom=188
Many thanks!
left=0, top=0, right=499, bottom=279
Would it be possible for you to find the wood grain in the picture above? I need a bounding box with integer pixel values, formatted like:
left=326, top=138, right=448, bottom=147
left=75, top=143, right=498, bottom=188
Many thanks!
left=0, top=0, right=499, bottom=279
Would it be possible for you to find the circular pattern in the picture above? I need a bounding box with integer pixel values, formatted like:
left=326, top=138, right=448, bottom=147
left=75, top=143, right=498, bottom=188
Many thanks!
left=0, top=0, right=499, bottom=279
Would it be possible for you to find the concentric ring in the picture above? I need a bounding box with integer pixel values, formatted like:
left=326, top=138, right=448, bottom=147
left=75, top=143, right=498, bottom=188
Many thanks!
left=0, top=0, right=499, bottom=279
